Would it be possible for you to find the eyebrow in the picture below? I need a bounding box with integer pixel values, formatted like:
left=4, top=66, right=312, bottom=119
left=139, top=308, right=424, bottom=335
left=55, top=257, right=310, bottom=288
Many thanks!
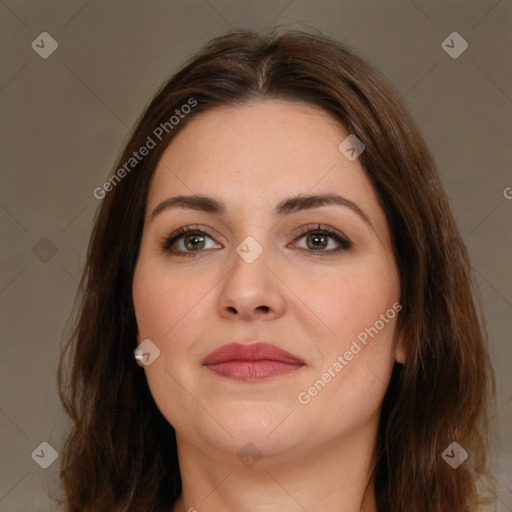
left=150, top=193, right=374, bottom=230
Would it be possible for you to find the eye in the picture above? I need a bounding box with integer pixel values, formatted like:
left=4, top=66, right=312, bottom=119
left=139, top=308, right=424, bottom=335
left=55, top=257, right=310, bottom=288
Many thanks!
left=159, top=223, right=352, bottom=258
left=159, top=225, right=221, bottom=257
left=291, top=224, right=351, bottom=254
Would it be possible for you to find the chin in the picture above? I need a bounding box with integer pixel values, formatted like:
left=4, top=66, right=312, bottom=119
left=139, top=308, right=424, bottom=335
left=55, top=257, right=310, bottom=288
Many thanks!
left=207, top=428, right=306, bottom=468
left=176, top=404, right=310, bottom=463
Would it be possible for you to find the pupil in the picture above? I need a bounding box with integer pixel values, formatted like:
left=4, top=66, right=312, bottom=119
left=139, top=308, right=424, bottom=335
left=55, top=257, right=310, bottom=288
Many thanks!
left=186, top=234, right=204, bottom=250
left=309, top=233, right=327, bottom=249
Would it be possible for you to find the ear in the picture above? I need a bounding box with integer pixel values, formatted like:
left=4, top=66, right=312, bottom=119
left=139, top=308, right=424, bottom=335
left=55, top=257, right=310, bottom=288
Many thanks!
left=394, top=332, right=407, bottom=364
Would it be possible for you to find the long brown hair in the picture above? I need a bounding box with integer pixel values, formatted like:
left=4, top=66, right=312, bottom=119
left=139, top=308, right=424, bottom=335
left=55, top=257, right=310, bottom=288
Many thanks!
left=57, top=28, right=497, bottom=511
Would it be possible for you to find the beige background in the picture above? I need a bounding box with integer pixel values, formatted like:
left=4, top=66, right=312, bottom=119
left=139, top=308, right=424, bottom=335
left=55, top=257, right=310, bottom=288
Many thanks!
left=1, top=1, right=511, bottom=510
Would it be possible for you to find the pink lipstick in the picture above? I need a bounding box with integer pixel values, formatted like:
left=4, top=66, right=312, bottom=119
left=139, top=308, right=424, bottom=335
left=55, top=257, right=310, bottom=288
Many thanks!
left=203, top=342, right=304, bottom=382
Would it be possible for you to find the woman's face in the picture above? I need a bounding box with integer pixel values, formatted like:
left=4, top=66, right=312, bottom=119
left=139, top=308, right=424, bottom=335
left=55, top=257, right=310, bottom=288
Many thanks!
left=132, top=99, right=406, bottom=465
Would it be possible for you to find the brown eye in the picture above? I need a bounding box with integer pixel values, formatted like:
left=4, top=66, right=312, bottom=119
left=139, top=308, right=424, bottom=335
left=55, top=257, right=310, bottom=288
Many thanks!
left=292, top=224, right=351, bottom=254
left=182, top=233, right=206, bottom=251
left=160, top=226, right=222, bottom=257
left=305, top=232, right=329, bottom=250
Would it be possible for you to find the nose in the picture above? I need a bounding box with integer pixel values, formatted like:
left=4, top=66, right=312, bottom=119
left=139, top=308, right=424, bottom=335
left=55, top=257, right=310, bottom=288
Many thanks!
left=216, top=245, right=286, bottom=322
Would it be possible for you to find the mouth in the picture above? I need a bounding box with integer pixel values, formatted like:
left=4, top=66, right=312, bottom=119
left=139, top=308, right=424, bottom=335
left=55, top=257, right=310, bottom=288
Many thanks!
left=202, top=342, right=305, bottom=382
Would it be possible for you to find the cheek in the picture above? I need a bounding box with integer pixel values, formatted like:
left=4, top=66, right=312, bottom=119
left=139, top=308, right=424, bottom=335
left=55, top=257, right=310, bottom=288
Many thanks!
left=132, top=261, right=211, bottom=433
left=295, top=258, right=399, bottom=399
left=132, top=259, right=210, bottom=340
left=297, top=257, right=399, bottom=345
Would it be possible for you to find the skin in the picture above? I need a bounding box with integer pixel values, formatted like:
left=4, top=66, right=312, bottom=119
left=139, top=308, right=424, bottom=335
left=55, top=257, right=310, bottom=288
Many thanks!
left=132, top=99, right=407, bottom=512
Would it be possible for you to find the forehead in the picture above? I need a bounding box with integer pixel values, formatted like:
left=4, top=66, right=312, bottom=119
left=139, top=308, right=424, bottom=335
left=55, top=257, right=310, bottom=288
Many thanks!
left=147, top=99, right=381, bottom=226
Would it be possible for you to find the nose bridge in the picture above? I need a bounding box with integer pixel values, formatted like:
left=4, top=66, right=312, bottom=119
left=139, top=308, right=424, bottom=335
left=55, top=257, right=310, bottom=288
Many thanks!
left=227, top=232, right=269, bottom=293
left=235, top=234, right=265, bottom=265
left=217, top=232, right=285, bottom=320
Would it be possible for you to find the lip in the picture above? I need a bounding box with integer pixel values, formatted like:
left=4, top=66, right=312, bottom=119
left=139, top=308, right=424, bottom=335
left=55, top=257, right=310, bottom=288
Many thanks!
left=203, top=342, right=305, bottom=382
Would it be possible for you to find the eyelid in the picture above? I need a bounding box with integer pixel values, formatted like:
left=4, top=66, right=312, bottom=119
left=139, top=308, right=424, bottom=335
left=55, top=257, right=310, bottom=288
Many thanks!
left=157, top=224, right=219, bottom=253
left=291, top=223, right=350, bottom=243
left=289, top=223, right=351, bottom=252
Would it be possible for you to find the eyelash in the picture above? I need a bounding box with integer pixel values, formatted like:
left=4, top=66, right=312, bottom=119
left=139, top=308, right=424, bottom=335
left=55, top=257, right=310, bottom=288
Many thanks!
left=158, top=223, right=352, bottom=258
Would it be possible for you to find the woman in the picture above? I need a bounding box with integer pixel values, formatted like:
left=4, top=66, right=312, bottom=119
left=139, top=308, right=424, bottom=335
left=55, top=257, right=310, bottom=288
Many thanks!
left=57, top=28, right=497, bottom=511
